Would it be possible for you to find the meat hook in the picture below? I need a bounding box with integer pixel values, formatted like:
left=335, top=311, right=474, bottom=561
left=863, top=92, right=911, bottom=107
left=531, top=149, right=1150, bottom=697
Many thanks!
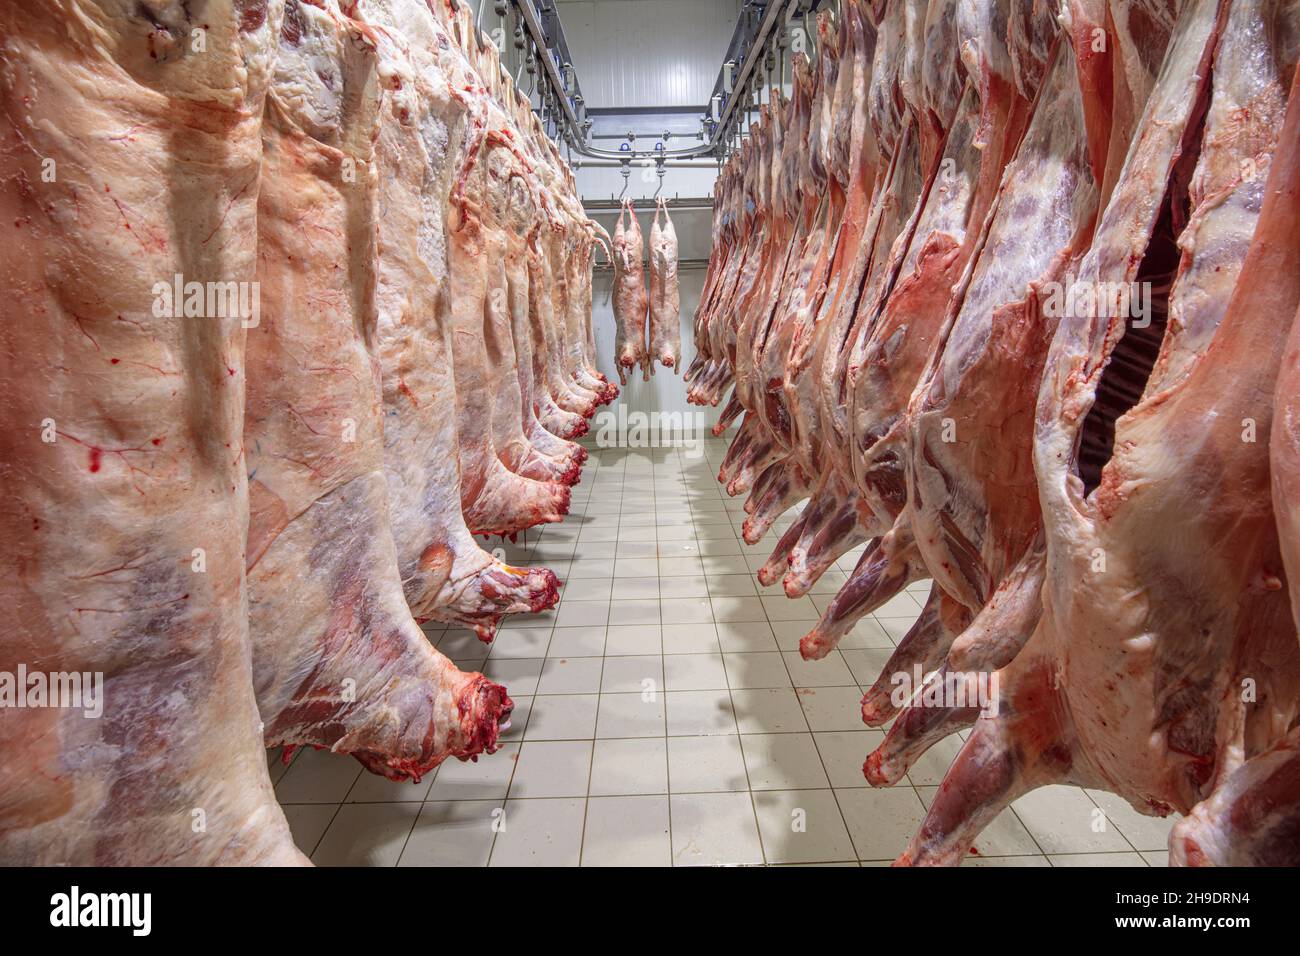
left=617, top=160, right=630, bottom=201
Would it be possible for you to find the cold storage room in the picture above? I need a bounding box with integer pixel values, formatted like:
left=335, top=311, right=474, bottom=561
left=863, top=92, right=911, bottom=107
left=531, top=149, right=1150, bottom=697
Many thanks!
left=2, top=0, right=1299, bottom=891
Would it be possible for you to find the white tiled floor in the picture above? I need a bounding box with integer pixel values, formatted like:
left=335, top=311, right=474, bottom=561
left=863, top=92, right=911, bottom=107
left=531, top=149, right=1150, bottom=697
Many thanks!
left=269, top=441, right=1176, bottom=866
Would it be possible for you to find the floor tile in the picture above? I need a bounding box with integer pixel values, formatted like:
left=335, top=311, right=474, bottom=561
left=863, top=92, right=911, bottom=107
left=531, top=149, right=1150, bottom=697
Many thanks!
left=582, top=796, right=671, bottom=866
left=797, top=686, right=868, bottom=731
left=663, top=652, right=728, bottom=691
left=875, top=593, right=923, bottom=618
left=813, top=731, right=882, bottom=788
left=281, top=804, right=337, bottom=857
left=536, top=656, right=604, bottom=695
left=753, top=789, right=856, bottom=864
left=670, top=793, right=764, bottom=867
left=613, top=576, right=660, bottom=599
left=667, top=735, right=749, bottom=792
left=312, top=803, right=419, bottom=867
left=807, top=570, right=849, bottom=594
left=480, top=658, right=544, bottom=696
left=711, top=596, right=767, bottom=622
left=707, top=573, right=760, bottom=596
left=398, top=801, right=498, bottom=867
left=509, top=740, right=592, bottom=798
left=489, top=798, right=585, bottom=867
left=608, top=599, right=660, bottom=626
left=783, top=651, right=856, bottom=687
left=599, top=654, right=663, bottom=694
left=730, top=688, right=809, bottom=733
left=555, top=601, right=610, bottom=628
left=1048, top=852, right=1149, bottom=867
left=614, top=557, right=659, bottom=577
left=275, top=748, right=362, bottom=805
left=605, top=623, right=662, bottom=655
left=661, top=623, right=721, bottom=654
left=595, top=691, right=666, bottom=738
left=664, top=574, right=710, bottom=598
left=1085, top=790, right=1179, bottom=852
left=661, top=597, right=714, bottom=624
left=590, top=738, right=668, bottom=795
left=836, top=787, right=929, bottom=862
left=716, top=621, right=779, bottom=652
left=740, top=733, right=830, bottom=790
left=1011, top=785, right=1134, bottom=855
left=664, top=689, right=738, bottom=736
left=437, top=629, right=491, bottom=663
left=345, top=767, right=433, bottom=804
left=427, top=742, right=519, bottom=800
left=723, top=652, right=793, bottom=689
left=522, top=694, right=600, bottom=740
left=546, top=627, right=606, bottom=658
left=487, top=626, right=551, bottom=659
left=615, top=540, right=658, bottom=557
left=498, top=610, right=555, bottom=631
left=568, top=559, right=615, bottom=579
left=562, top=579, right=612, bottom=603
left=872, top=617, right=915, bottom=645
left=761, top=595, right=820, bottom=622
left=659, top=557, right=706, bottom=576
left=700, top=554, right=750, bottom=574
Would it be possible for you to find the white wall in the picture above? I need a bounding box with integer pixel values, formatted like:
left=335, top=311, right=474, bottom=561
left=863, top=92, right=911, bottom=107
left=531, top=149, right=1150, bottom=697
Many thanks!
left=574, top=162, right=720, bottom=205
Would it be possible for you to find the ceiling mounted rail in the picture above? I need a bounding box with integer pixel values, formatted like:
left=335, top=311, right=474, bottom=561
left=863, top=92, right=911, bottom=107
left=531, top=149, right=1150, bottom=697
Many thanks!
left=495, top=0, right=818, bottom=164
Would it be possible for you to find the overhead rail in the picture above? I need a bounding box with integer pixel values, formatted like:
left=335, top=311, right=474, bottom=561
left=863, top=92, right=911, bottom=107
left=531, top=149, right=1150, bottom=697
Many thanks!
left=484, top=0, right=821, bottom=165
left=583, top=198, right=715, bottom=212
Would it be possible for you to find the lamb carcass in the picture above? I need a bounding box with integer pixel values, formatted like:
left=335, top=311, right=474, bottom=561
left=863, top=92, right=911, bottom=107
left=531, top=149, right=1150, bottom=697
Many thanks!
left=613, top=199, right=649, bottom=384
left=0, top=0, right=303, bottom=864
left=647, top=197, right=681, bottom=374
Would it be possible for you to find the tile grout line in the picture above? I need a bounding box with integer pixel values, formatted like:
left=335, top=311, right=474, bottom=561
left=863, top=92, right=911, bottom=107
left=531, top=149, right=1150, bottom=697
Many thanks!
left=774, top=634, right=861, bottom=866
left=574, top=453, right=616, bottom=868
left=704, top=443, right=773, bottom=866
left=660, top=449, right=678, bottom=865
left=486, top=450, right=600, bottom=866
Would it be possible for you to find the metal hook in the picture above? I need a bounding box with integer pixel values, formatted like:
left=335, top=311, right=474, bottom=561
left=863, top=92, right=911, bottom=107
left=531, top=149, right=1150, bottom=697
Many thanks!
left=617, top=161, right=630, bottom=202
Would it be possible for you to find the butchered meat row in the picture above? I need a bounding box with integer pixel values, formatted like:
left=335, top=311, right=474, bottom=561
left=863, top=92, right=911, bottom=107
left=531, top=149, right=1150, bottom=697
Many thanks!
left=687, top=0, right=1300, bottom=866
left=0, top=0, right=614, bottom=864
